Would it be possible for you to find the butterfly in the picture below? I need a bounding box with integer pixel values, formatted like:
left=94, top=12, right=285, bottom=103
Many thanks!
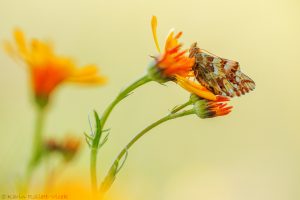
left=189, top=42, right=255, bottom=97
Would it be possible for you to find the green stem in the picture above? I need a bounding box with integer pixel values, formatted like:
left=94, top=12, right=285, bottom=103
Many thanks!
left=90, top=148, right=98, bottom=194
left=99, top=109, right=195, bottom=195
left=171, top=100, right=192, bottom=113
left=25, top=106, right=46, bottom=190
left=100, top=74, right=152, bottom=127
left=90, top=74, right=152, bottom=192
left=90, top=111, right=102, bottom=195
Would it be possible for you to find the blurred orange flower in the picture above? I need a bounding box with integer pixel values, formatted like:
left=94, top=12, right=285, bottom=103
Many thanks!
left=4, top=29, right=106, bottom=107
left=43, top=178, right=126, bottom=200
left=43, top=179, right=94, bottom=200
left=150, top=16, right=217, bottom=101
left=45, top=135, right=82, bottom=162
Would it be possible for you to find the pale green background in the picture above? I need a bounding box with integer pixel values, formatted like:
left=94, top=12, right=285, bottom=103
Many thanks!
left=0, top=0, right=300, bottom=199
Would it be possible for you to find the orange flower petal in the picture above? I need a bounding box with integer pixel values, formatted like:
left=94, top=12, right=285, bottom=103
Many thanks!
left=13, top=29, right=28, bottom=57
left=68, top=65, right=107, bottom=84
left=176, top=75, right=217, bottom=101
left=151, top=16, right=161, bottom=53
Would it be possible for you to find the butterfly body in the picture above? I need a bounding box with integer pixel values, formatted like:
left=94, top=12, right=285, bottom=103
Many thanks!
left=189, top=43, right=255, bottom=97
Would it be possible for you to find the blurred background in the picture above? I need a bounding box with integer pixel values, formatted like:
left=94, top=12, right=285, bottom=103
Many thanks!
left=0, top=0, right=300, bottom=199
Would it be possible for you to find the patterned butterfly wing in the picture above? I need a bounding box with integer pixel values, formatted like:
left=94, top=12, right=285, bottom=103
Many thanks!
left=189, top=43, right=255, bottom=97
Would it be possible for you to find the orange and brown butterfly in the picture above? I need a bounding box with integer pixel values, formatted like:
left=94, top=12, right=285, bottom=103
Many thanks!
left=189, top=42, right=255, bottom=97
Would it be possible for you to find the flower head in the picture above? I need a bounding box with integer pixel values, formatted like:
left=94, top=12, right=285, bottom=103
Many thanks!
left=148, top=16, right=195, bottom=82
left=4, top=29, right=106, bottom=107
left=148, top=16, right=223, bottom=102
left=190, top=94, right=232, bottom=118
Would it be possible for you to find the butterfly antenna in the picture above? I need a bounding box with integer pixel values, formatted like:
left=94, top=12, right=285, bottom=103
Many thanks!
left=201, top=49, right=221, bottom=58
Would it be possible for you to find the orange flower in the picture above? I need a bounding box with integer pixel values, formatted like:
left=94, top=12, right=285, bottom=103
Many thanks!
left=150, top=16, right=194, bottom=80
left=45, top=135, right=81, bottom=161
left=149, top=16, right=218, bottom=101
left=191, top=94, right=232, bottom=118
left=4, top=29, right=106, bottom=107
left=202, top=101, right=232, bottom=118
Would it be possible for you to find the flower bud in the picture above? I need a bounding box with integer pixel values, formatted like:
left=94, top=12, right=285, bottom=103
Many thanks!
left=191, top=94, right=232, bottom=119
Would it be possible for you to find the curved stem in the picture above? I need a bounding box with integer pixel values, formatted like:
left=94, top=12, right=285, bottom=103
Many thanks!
left=90, top=74, right=152, bottom=192
left=171, top=100, right=192, bottom=113
left=100, top=74, right=152, bottom=127
left=99, top=109, right=195, bottom=195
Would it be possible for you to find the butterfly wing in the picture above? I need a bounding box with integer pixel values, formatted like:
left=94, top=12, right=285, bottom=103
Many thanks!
left=222, top=59, right=256, bottom=96
left=190, top=43, right=255, bottom=97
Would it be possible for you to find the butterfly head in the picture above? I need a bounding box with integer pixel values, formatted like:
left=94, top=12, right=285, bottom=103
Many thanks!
left=189, top=42, right=202, bottom=58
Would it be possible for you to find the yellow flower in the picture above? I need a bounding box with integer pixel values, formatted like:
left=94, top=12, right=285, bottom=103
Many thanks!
left=149, top=16, right=217, bottom=101
left=4, top=29, right=106, bottom=107
left=42, top=178, right=95, bottom=200
left=43, top=178, right=126, bottom=200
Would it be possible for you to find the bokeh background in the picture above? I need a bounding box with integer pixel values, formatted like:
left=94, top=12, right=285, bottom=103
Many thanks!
left=1, top=0, right=300, bottom=199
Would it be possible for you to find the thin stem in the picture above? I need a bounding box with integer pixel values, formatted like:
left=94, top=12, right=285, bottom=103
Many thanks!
left=123, top=110, right=193, bottom=156
left=171, top=100, right=192, bottom=113
left=90, top=74, right=152, bottom=192
left=90, top=111, right=102, bottom=195
left=100, top=74, right=152, bottom=127
left=24, top=106, right=46, bottom=190
left=99, top=109, right=195, bottom=195
left=90, top=148, right=98, bottom=194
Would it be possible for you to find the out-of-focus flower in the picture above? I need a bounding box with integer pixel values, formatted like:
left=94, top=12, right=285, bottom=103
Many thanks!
left=43, top=178, right=94, bottom=200
left=148, top=16, right=218, bottom=101
left=43, top=178, right=127, bottom=200
left=45, top=136, right=81, bottom=162
left=190, top=94, right=232, bottom=118
left=4, top=29, right=107, bottom=107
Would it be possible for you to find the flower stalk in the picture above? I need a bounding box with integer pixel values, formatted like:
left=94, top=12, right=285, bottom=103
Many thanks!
left=5, top=28, right=106, bottom=193
left=100, top=75, right=152, bottom=127
left=90, top=111, right=102, bottom=195
left=24, top=105, right=47, bottom=191
left=89, top=74, right=152, bottom=193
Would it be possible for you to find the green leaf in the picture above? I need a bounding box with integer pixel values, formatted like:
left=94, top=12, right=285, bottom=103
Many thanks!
left=93, top=110, right=102, bottom=138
